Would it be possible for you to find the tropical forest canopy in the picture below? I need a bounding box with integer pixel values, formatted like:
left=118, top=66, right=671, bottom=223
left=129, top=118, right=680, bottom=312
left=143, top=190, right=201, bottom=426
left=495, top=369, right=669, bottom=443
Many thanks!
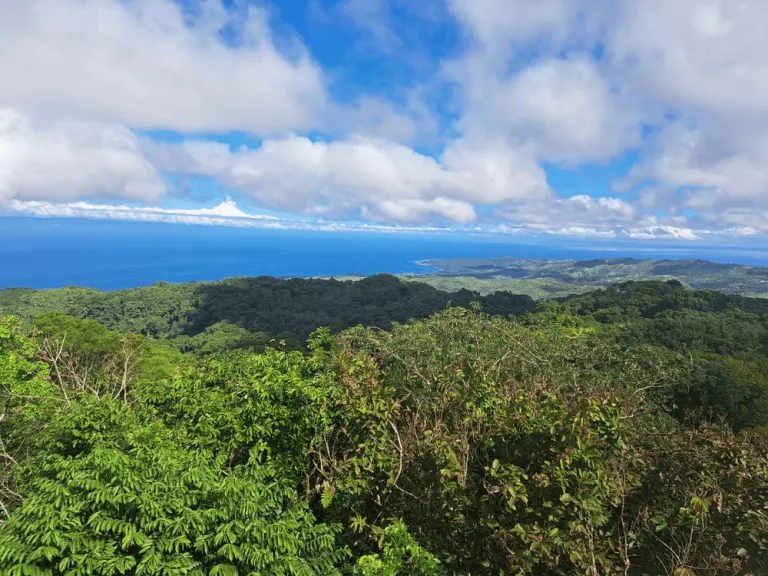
left=0, top=275, right=537, bottom=353
left=1, top=275, right=767, bottom=575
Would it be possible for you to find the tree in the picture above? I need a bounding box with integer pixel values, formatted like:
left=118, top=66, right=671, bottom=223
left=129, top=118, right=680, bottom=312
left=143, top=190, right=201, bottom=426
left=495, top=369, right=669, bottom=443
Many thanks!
left=0, top=412, right=347, bottom=575
left=1, top=278, right=767, bottom=574
left=354, top=522, right=442, bottom=576
left=34, top=312, right=184, bottom=404
left=0, top=316, right=56, bottom=523
left=309, top=308, right=768, bottom=574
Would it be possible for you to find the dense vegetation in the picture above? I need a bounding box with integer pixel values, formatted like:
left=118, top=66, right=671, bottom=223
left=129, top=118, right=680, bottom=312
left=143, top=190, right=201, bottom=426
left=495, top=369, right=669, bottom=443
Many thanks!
left=409, top=257, right=768, bottom=299
left=0, top=275, right=536, bottom=353
left=1, top=277, right=767, bottom=574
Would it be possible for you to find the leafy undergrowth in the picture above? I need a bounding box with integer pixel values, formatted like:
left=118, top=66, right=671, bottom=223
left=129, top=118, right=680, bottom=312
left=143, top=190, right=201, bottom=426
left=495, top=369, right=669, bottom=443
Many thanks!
left=1, top=284, right=767, bottom=575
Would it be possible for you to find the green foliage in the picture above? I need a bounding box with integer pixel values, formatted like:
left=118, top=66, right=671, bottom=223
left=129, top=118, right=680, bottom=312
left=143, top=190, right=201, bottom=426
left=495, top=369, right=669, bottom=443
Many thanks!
left=0, top=315, right=55, bottom=428
left=0, top=275, right=536, bottom=355
left=554, top=279, right=768, bottom=318
left=171, top=322, right=271, bottom=355
left=355, top=522, right=442, bottom=576
left=527, top=280, right=768, bottom=429
left=34, top=312, right=125, bottom=361
left=679, top=353, right=768, bottom=430
left=0, top=419, right=346, bottom=575
left=138, top=347, right=333, bottom=481
left=32, top=312, right=186, bottom=401
left=1, top=279, right=767, bottom=575
left=309, top=308, right=767, bottom=574
left=0, top=316, right=58, bottom=521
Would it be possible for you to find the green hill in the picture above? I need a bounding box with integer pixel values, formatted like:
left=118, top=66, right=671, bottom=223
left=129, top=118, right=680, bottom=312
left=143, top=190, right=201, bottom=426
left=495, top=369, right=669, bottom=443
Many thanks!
left=2, top=277, right=767, bottom=574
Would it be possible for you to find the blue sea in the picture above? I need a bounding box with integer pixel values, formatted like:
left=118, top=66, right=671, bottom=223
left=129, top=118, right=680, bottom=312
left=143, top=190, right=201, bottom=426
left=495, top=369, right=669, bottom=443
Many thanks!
left=1, top=217, right=767, bottom=290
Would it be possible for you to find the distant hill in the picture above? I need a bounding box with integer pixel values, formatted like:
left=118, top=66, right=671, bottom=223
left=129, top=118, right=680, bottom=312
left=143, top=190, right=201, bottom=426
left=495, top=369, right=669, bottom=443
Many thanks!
left=0, top=275, right=536, bottom=352
left=403, top=257, right=768, bottom=299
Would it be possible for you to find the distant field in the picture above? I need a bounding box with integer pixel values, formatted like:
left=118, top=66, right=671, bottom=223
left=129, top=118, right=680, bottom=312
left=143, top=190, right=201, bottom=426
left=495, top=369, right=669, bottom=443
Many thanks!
left=398, top=275, right=597, bottom=299
left=313, top=274, right=597, bottom=300
left=410, top=256, right=768, bottom=299
left=283, top=257, right=768, bottom=301
left=315, top=258, right=768, bottom=301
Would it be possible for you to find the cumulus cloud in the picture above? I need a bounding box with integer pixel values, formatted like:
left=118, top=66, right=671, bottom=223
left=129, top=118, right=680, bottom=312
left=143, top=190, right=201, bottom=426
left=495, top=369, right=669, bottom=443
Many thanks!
left=0, top=0, right=427, bottom=143
left=619, top=123, right=768, bottom=209
left=2, top=0, right=768, bottom=239
left=444, top=0, right=768, bottom=234
left=326, top=93, right=439, bottom=145
left=8, top=197, right=275, bottom=226
left=491, top=194, right=703, bottom=240
left=448, top=0, right=596, bottom=58
left=7, top=193, right=705, bottom=241
left=0, top=109, right=164, bottom=204
left=498, top=195, right=635, bottom=236
left=443, top=1, right=639, bottom=171
left=609, top=0, right=768, bottom=116
left=7, top=197, right=452, bottom=233
left=606, top=0, right=768, bottom=225
left=450, top=57, right=639, bottom=163
left=697, top=208, right=768, bottom=234
left=625, top=225, right=700, bottom=241
left=147, top=135, right=552, bottom=224
left=0, top=0, right=325, bottom=134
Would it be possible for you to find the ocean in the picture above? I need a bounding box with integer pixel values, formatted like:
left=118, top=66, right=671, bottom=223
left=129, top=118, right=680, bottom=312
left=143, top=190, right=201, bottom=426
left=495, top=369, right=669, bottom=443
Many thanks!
left=1, top=217, right=767, bottom=290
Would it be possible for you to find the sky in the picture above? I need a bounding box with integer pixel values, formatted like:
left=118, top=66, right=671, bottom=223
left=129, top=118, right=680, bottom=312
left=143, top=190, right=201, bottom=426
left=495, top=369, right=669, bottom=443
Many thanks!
left=1, top=0, right=768, bottom=245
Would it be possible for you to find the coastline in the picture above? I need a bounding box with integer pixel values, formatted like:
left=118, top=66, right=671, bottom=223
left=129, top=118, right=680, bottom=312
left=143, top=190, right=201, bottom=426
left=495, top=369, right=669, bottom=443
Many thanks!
left=411, top=259, right=442, bottom=276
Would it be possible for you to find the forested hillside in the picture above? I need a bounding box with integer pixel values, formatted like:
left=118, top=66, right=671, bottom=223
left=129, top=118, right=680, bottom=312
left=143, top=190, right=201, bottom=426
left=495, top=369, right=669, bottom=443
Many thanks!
left=0, top=275, right=535, bottom=353
left=1, top=278, right=767, bottom=574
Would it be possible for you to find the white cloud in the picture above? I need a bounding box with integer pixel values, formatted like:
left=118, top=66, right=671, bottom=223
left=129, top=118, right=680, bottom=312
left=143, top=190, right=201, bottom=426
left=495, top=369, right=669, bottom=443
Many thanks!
left=3, top=0, right=768, bottom=241
left=0, top=109, right=164, bottom=204
left=0, top=0, right=326, bottom=134
left=439, top=138, right=552, bottom=203
left=326, top=93, right=439, bottom=144
left=497, top=195, right=637, bottom=235
left=444, top=1, right=638, bottom=167
left=6, top=197, right=454, bottom=233
left=609, top=0, right=768, bottom=116
left=0, top=0, right=436, bottom=145
left=444, top=0, right=768, bottom=235
left=620, top=123, right=768, bottom=205
left=451, top=57, right=639, bottom=163
left=698, top=208, right=768, bottom=233
left=626, top=226, right=699, bottom=241
left=148, top=135, right=552, bottom=224
left=549, top=227, right=618, bottom=239
left=340, top=0, right=402, bottom=52
left=370, top=197, right=476, bottom=224
left=448, top=0, right=595, bottom=58
left=607, top=0, right=768, bottom=219
left=7, top=197, right=275, bottom=226
left=3, top=193, right=718, bottom=242
left=486, top=194, right=702, bottom=240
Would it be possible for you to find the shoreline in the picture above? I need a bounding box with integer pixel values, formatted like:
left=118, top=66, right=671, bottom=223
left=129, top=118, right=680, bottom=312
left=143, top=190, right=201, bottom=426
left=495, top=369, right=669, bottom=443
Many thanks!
left=411, top=259, right=442, bottom=276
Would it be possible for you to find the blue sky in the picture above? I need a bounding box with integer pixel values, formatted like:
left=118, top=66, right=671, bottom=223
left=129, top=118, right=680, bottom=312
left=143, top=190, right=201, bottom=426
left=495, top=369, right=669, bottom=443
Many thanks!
left=1, top=0, right=768, bottom=247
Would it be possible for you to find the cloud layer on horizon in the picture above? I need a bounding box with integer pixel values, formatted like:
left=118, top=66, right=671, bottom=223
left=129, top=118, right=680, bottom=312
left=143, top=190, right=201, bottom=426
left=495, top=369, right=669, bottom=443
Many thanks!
left=1, top=0, right=767, bottom=240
